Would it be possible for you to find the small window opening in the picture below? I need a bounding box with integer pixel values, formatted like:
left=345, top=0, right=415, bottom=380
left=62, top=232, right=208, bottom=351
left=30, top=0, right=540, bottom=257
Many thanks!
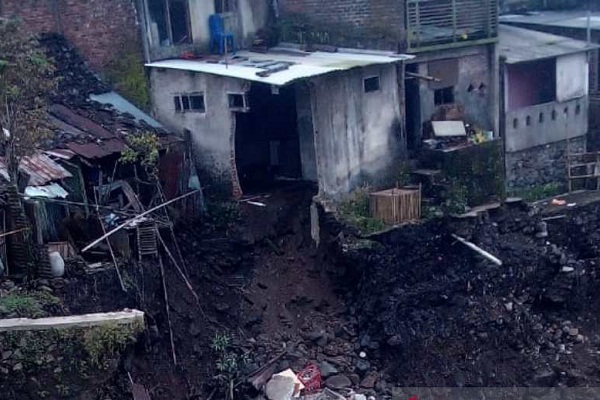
left=174, top=93, right=205, bottom=113
left=526, top=115, right=531, bottom=126
left=539, top=112, right=544, bottom=123
left=576, top=104, right=581, bottom=115
left=564, top=107, right=569, bottom=116
left=513, top=118, right=519, bottom=129
left=467, top=84, right=474, bottom=93
left=228, top=93, right=249, bottom=111
left=364, top=76, right=380, bottom=93
left=478, top=83, right=487, bottom=91
left=552, top=110, right=557, bottom=120
left=434, top=87, right=454, bottom=105
left=215, top=0, right=233, bottom=13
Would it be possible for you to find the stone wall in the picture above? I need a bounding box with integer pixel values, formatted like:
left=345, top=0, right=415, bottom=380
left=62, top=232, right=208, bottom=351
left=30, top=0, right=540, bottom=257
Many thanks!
left=0, top=0, right=141, bottom=72
left=506, top=136, right=586, bottom=192
left=277, top=0, right=405, bottom=50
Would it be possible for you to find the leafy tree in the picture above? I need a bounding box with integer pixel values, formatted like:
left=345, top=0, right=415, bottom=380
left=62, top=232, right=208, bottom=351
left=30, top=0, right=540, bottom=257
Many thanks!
left=0, top=19, right=57, bottom=269
left=0, top=18, right=56, bottom=182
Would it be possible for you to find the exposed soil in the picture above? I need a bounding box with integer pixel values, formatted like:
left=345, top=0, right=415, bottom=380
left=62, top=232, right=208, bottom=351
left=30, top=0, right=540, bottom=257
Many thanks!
left=8, top=188, right=600, bottom=399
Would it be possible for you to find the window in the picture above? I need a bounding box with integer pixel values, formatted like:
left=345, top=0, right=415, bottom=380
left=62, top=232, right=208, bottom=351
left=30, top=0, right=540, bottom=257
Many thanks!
left=551, top=110, right=557, bottom=120
left=526, top=116, right=531, bottom=126
left=576, top=104, right=581, bottom=115
left=228, top=93, right=249, bottom=111
left=363, top=76, right=380, bottom=93
left=215, top=0, right=233, bottom=13
left=434, top=87, right=454, bottom=106
left=539, top=112, right=544, bottom=123
left=174, top=93, right=205, bottom=113
left=513, top=118, right=518, bottom=129
left=146, top=0, right=191, bottom=46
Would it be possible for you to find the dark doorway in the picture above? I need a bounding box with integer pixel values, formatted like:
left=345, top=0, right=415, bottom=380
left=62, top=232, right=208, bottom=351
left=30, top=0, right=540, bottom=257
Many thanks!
left=235, top=84, right=302, bottom=193
left=405, top=63, right=422, bottom=152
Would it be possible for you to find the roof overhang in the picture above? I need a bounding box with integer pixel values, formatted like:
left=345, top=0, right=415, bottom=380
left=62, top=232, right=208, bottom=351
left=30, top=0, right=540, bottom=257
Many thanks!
left=146, top=49, right=414, bottom=86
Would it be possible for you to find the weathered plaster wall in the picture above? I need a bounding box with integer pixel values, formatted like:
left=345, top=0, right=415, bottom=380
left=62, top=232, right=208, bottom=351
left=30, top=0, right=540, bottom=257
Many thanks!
left=412, top=44, right=499, bottom=134
left=506, top=136, right=586, bottom=190
left=556, top=52, right=589, bottom=102
left=145, top=0, right=270, bottom=61
left=310, top=64, right=405, bottom=197
left=149, top=69, right=247, bottom=194
left=505, top=97, right=588, bottom=152
left=296, top=82, right=318, bottom=182
left=0, top=0, right=141, bottom=71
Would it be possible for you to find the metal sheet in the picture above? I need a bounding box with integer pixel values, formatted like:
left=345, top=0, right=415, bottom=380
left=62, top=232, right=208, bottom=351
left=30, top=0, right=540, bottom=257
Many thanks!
left=146, top=49, right=414, bottom=86
left=90, top=92, right=163, bottom=128
left=0, top=153, right=72, bottom=186
left=431, top=121, right=467, bottom=137
left=49, top=104, right=114, bottom=139
left=24, top=183, right=69, bottom=199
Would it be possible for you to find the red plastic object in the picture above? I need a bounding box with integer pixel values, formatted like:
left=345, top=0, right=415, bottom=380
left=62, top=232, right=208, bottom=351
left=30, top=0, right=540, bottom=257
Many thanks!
left=297, top=363, right=321, bottom=393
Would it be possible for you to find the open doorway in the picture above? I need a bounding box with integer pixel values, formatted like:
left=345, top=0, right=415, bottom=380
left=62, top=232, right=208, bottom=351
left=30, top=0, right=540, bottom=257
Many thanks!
left=234, top=83, right=302, bottom=193
left=405, top=63, right=422, bottom=152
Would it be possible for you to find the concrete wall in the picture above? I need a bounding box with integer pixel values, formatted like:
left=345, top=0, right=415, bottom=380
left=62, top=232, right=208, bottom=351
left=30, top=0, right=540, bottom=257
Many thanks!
left=296, top=82, right=318, bottom=181
left=310, top=64, right=404, bottom=197
left=556, top=52, right=589, bottom=102
left=0, top=0, right=141, bottom=71
left=277, top=0, right=405, bottom=50
left=411, top=44, right=499, bottom=134
left=149, top=68, right=247, bottom=194
left=505, top=97, right=588, bottom=152
left=144, top=0, right=270, bottom=61
left=506, top=136, right=586, bottom=190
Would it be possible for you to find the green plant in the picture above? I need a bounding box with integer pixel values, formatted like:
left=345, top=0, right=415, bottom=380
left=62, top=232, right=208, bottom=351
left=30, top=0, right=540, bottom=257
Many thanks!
left=120, top=132, right=160, bottom=176
left=338, top=187, right=387, bottom=235
left=509, top=182, right=563, bottom=202
left=106, top=46, right=149, bottom=110
left=83, top=322, right=140, bottom=368
left=397, top=163, right=412, bottom=187
left=442, top=181, right=468, bottom=215
left=0, top=294, right=45, bottom=317
left=211, top=333, right=250, bottom=400
left=206, top=201, right=240, bottom=229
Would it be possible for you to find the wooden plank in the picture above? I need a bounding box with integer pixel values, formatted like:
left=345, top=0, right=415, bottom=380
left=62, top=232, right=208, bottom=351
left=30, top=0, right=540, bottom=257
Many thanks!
left=0, top=310, right=144, bottom=332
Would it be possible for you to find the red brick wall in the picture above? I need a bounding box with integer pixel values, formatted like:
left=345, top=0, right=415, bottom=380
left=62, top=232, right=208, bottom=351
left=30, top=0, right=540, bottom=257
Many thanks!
left=278, top=0, right=405, bottom=50
left=0, top=0, right=142, bottom=72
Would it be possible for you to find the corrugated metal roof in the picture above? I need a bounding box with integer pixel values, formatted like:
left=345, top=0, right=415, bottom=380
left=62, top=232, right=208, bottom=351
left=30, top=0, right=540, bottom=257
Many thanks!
left=90, top=92, right=163, bottom=128
left=44, top=149, right=76, bottom=160
left=146, top=49, right=414, bottom=86
left=65, top=138, right=128, bottom=160
left=500, top=11, right=600, bottom=31
left=499, top=25, right=598, bottom=64
left=0, top=153, right=73, bottom=186
left=49, top=104, right=115, bottom=139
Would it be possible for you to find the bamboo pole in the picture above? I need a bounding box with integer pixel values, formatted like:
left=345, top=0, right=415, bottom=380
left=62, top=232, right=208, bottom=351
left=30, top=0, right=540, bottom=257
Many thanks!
left=451, top=234, right=502, bottom=266
left=81, top=190, right=200, bottom=253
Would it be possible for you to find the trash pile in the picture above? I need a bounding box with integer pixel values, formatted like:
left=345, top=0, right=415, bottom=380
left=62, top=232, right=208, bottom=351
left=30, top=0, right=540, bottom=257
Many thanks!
left=254, top=364, right=374, bottom=400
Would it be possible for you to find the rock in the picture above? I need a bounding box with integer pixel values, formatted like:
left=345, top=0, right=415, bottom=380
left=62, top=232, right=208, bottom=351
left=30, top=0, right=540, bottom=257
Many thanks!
left=318, top=361, right=339, bottom=378
left=561, top=266, right=575, bottom=273
left=305, top=330, right=326, bottom=342
left=504, top=302, right=513, bottom=312
left=325, top=374, right=352, bottom=390
left=265, top=375, right=295, bottom=400
left=38, top=285, right=53, bottom=293
left=575, top=334, right=585, bottom=343
left=12, top=363, right=23, bottom=371
left=316, top=335, right=328, bottom=347
left=568, top=328, right=579, bottom=337
left=354, top=395, right=367, bottom=400
left=2, top=351, right=12, bottom=360
left=355, top=358, right=371, bottom=373
left=386, top=335, right=402, bottom=347
left=349, top=373, right=360, bottom=385
left=215, top=303, right=230, bottom=312
left=360, top=373, right=377, bottom=389
left=533, top=369, right=557, bottom=386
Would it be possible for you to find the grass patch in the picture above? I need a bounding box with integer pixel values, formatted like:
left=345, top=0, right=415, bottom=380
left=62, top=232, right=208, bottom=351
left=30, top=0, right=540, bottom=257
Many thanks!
left=337, top=187, right=386, bottom=235
left=509, top=183, right=563, bottom=203
left=83, top=321, right=142, bottom=368
left=0, top=294, right=45, bottom=318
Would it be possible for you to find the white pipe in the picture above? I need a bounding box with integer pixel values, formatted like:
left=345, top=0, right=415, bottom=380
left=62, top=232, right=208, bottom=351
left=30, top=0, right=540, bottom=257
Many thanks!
left=451, top=234, right=503, bottom=266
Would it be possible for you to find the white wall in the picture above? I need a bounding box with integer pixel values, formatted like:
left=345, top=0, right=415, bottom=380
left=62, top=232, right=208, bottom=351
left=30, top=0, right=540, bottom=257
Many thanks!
left=149, top=69, right=247, bottom=191
left=310, top=65, right=405, bottom=197
left=556, top=53, right=589, bottom=102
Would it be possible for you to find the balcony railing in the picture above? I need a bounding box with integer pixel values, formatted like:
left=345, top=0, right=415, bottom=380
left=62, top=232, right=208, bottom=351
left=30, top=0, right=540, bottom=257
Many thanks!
left=406, top=0, right=499, bottom=51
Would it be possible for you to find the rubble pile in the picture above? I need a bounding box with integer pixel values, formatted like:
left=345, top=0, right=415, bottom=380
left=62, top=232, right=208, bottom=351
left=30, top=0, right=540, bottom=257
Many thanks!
left=341, top=200, right=600, bottom=389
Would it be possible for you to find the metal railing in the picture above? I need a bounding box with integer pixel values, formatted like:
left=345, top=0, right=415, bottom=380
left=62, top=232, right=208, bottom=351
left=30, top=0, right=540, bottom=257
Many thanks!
left=406, top=0, right=499, bottom=51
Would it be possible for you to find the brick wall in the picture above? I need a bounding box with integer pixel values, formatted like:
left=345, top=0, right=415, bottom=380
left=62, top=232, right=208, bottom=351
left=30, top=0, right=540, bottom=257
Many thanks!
left=0, top=0, right=142, bottom=72
left=278, top=0, right=405, bottom=51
